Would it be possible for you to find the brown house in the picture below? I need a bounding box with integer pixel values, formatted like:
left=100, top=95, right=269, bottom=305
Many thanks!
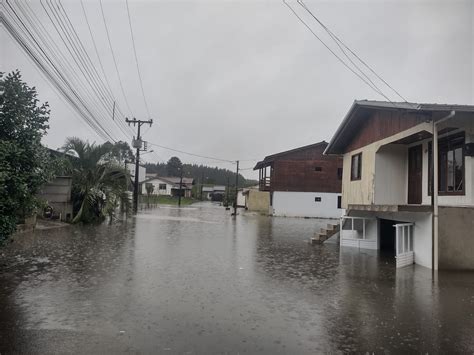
left=253, top=141, right=343, bottom=218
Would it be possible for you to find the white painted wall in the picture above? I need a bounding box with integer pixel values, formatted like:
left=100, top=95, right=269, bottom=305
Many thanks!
left=126, top=164, right=147, bottom=183
left=141, top=178, right=172, bottom=195
left=343, top=211, right=433, bottom=269
left=237, top=191, right=246, bottom=207
left=374, top=144, right=408, bottom=205
left=272, top=191, right=343, bottom=218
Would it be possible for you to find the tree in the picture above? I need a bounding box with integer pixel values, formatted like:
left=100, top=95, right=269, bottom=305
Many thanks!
left=166, top=156, right=182, bottom=176
left=0, top=71, right=50, bottom=242
left=145, top=183, right=154, bottom=207
left=63, top=137, right=129, bottom=223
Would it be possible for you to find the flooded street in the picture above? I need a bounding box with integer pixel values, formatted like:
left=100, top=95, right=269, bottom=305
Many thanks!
left=1, top=202, right=474, bottom=354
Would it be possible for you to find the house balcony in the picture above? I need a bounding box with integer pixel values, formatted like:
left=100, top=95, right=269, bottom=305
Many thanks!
left=259, top=177, right=271, bottom=191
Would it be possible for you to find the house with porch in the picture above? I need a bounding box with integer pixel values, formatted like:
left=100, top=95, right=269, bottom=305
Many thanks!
left=325, top=100, right=474, bottom=270
left=141, top=176, right=194, bottom=198
left=253, top=141, right=344, bottom=218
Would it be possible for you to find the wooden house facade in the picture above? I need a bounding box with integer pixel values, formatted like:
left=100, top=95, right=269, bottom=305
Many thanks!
left=254, top=141, right=343, bottom=218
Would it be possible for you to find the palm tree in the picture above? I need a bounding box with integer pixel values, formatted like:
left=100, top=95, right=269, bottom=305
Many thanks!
left=63, top=137, right=129, bottom=223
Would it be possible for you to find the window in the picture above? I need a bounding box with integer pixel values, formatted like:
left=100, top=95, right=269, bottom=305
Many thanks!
left=314, top=166, right=322, bottom=172
left=337, top=196, right=342, bottom=209
left=351, top=153, right=362, bottom=180
left=337, top=168, right=343, bottom=180
left=315, top=197, right=322, bottom=202
left=159, top=183, right=167, bottom=190
left=428, top=133, right=465, bottom=195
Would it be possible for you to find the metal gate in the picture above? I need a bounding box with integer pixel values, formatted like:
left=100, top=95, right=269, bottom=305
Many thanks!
left=394, top=223, right=414, bottom=268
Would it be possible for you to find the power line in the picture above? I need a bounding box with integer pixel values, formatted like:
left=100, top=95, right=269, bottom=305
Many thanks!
left=37, top=0, right=126, bottom=140
left=2, top=1, right=116, bottom=141
left=147, top=142, right=235, bottom=163
left=282, top=0, right=396, bottom=104
left=125, top=0, right=152, bottom=119
left=99, top=0, right=134, bottom=117
left=55, top=0, right=134, bottom=137
left=297, top=0, right=408, bottom=103
left=79, top=0, right=129, bottom=127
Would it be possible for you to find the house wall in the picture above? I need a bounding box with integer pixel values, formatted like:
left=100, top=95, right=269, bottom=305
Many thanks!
left=126, top=164, right=147, bottom=183
left=246, top=190, right=270, bottom=213
left=237, top=191, right=247, bottom=207
left=272, top=191, right=343, bottom=218
left=272, top=159, right=342, bottom=193
left=374, top=145, right=408, bottom=205
left=439, top=206, right=474, bottom=269
left=37, top=176, right=73, bottom=221
left=342, top=210, right=433, bottom=269
left=141, top=179, right=172, bottom=196
left=341, top=122, right=433, bottom=208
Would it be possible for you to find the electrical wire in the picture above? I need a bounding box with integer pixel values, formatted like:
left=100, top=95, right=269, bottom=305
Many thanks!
left=99, top=0, right=134, bottom=117
left=147, top=142, right=236, bottom=163
left=297, top=0, right=408, bottom=103
left=282, top=0, right=396, bottom=104
left=125, top=0, right=152, bottom=119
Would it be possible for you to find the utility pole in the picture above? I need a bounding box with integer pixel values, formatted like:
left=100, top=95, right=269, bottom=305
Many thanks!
left=178, top=169, right=183, bottom=207
left=233, top=160, right=239, bottom=216
left=200, top=172, right=204, bottom=201
left=126, top=117, right=153, bottom=213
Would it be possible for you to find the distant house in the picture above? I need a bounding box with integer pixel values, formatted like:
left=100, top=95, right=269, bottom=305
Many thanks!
left=141, top=176, right=194, bottom=198
left=253, top=141, right=343, bottom=218
left=325, top=100, right=474, bottom=270
left=201, top=185, right=226, bottom=201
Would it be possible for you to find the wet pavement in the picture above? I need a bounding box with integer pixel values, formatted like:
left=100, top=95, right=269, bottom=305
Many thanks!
left=1, top=202, right=474, bottom=354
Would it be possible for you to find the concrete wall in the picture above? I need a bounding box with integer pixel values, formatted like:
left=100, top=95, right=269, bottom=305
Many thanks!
left=246, top=190, right=270, bottom=213
left=272, top=191, right=343, bottom=218
left=37, top=176, right=73, bottom=221
left=374, top=145, right=408, bottom=205
left=439, top=206, right=474, bottom=270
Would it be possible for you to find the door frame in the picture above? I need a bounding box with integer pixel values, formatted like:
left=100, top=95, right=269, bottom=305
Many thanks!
left=408, top=144, right=423, bottom=204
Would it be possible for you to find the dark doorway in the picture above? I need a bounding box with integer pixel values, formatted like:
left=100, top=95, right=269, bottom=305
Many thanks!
left=379, top=219, right=397, bottom=256
left=408, top=145, right=423, bottom=204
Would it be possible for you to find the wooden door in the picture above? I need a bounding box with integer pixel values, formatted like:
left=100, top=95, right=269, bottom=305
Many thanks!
left=408, top=145, right=423, bottom=204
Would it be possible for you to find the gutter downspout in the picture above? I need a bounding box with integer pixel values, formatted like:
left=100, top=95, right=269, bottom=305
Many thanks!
left=432, top=110, right=455, bottom=271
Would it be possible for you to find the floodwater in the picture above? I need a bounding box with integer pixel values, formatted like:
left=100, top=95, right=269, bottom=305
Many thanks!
left=1, top=202, right=473, bottom=354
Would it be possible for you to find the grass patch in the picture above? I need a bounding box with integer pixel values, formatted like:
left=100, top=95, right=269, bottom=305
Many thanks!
left=140, top=195, right=195, bottom=206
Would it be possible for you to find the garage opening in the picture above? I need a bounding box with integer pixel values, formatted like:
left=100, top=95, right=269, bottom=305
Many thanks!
left=379, top=219, right=398, bottom=256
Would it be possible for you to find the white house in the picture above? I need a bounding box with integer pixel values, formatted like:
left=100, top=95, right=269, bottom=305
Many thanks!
left=253, top=142, right=344, bottom=218
left=141, top=176, right=194, bottom=198
left=325, top=100, right=474, bottom=270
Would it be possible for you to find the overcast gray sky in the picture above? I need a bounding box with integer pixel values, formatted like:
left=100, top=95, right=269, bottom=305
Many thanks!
left=2, top=0, right=473, bottom=179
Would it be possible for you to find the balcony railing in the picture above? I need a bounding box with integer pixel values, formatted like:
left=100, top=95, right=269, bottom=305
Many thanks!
left=259, top=177, right=271, bottom=191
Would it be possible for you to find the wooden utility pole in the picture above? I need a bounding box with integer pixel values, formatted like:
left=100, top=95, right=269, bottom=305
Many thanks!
left=233, top=160, right=239, bottom=216
left=200, top=172, right=204, bottom=201
left=126, top=117, right=153, bottom=213
left=178, top=169, right=183, bottom=207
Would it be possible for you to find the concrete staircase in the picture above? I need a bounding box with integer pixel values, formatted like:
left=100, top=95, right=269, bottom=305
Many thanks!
left=311, top=222, right=340, bottom=244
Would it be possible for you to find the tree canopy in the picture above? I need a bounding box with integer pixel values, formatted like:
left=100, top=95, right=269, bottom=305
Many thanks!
left=0, top=71, right=51, bottom=242
left=166, top=156, right=183, bottom=176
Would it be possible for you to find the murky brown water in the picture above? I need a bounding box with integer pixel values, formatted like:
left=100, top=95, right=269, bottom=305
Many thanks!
left=1, top=202, right=473, bottom=354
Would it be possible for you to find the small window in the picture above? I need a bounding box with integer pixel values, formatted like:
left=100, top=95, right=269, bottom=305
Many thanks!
left=337, top=168, right=343, bottom=180
left=351, top=153, right=362, bottom=181
left=159, top=183, right=167, bottom=190
left=315, top=197, right=321, bottom=202
left=337, top=196, right=342, bottom=209
left=314, top=166, right=322, bottom=172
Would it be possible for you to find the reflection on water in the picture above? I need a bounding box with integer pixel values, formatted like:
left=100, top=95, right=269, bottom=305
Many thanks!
left=0, top=202, right=473, bottom=353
